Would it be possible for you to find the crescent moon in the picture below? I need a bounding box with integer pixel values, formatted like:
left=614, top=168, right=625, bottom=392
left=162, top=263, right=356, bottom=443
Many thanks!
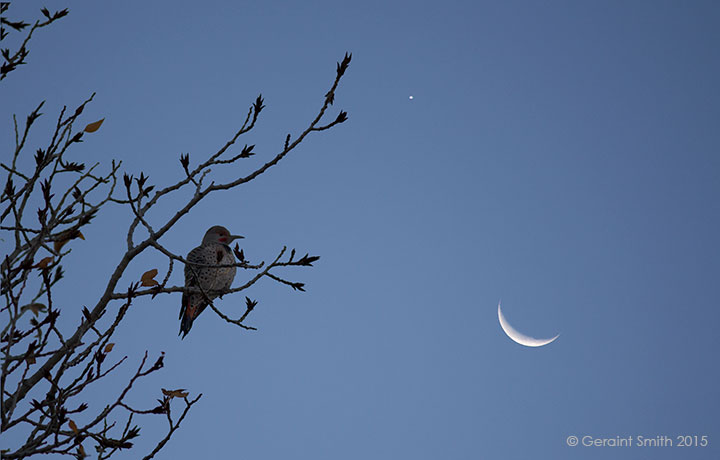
left=497, top=302, right=559, bottom=347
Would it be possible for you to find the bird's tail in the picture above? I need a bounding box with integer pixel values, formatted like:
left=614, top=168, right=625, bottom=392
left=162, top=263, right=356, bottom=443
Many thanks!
left=179, top=301, right=201, bottom=339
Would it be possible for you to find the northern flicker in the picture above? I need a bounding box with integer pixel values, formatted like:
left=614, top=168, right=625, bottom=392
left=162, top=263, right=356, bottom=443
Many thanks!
left=179, top=225, right=243, bottom=338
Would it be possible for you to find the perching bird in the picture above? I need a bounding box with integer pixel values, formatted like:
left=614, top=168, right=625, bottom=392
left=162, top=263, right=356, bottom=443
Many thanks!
left=179, top=225, right=243, bottom=338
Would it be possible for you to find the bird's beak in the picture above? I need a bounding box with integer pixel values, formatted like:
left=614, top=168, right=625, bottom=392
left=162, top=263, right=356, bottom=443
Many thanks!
left=229, top=235, right=244, bottom=241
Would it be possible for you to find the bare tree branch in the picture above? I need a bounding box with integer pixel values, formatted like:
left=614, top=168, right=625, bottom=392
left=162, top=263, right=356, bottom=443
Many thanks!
left=1, top=18, right=349, bottom=459
left=2, top=7, right=350, bottom=458
left=1, top=5, right=69, bottom=81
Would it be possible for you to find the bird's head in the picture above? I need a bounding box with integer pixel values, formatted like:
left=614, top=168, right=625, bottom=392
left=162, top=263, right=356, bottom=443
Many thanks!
left=202, top=225, right=244, bottom=245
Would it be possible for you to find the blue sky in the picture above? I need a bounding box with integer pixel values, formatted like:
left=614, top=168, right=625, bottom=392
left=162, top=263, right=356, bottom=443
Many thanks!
left=2, top=1, right=719, bottom=459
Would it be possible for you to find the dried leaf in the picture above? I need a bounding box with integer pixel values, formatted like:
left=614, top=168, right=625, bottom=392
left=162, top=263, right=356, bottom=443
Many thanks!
left=98, top=438, right=133, bottom=449
left=140, top=269, right=159, bottom=287
left=69, top=419, right=79, bottom=434
left=26, top=355, right=36, bottom=365
left=35, top=257, right=53, bottom=269
left=179, top=153, right=190, bottom=173
left=77, top=444, right=87, bottom=458
left=296, top=253, right=320, bottom=266
left=54, top=230, right=84, bottom=252
left=233, top=244, right=245, bottom=262
left=334, top=110, right=348, bottom=124
left=104, top=343, right=115, bottom=353
left=84, top=118, right=104, bottom=133
left=151, top=399, right=168, bottom=414
left=150, top=352, right=165, bottom=371
left=22, top=303, right=47, bottom=317
left=161, top=388, right=189, bottom=399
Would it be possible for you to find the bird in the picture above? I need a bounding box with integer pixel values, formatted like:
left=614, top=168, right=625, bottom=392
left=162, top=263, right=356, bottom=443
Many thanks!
left=179, top=225, right=243, bottom=338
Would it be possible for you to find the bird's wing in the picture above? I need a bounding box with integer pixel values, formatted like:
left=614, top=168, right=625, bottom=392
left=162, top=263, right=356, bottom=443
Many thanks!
left=184, top=245, right=210, bottom=284
left=180, top=245, right=210, bottom=319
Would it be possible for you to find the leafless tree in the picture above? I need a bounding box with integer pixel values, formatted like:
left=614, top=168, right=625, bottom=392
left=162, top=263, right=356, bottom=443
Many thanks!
left=1, top=5, right=350, bottom=458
